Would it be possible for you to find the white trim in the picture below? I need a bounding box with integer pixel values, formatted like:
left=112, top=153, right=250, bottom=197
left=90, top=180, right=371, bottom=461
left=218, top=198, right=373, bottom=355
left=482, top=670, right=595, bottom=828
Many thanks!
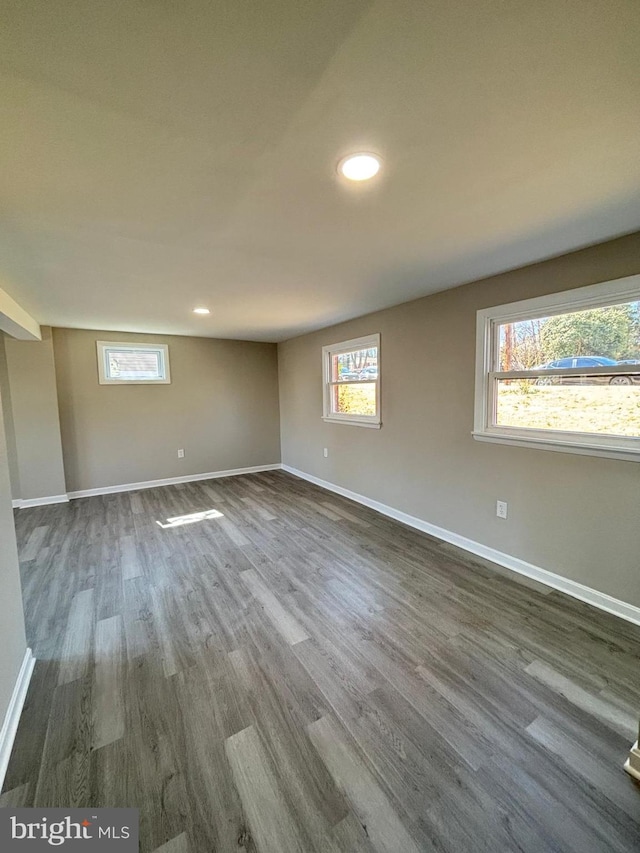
left=472, top=431, right=640, bottom=463
left=0, top=286, right=41, bottom=341
left=281, top=465, right=640, bottom=627
left=13, top=494, right=70, bottom=509
left=322, top=333, right=381, bottom=427
left=624, top=742, right=640, bottom=781
left=473, top=274, right=640, bottom=460
left=492, top=365, right=640, bottom=380
left=322, top=333, right=380, bottom=356
left=322, top=417, right=381, bottom=429
left=0, top=648, right=35, bottom=791
left=97, top=340, right=171, bottom=385
left=67, top=464, right=282, bottom=499
left=12, top=466, right=283, bottom=505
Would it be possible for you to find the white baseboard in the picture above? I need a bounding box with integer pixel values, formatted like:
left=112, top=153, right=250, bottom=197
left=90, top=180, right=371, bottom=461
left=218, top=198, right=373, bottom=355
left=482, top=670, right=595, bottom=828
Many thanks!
left=13, top=465, right=283, bottom=506
left=13, top=494, right=69, bottom=509
left=281, top=465, right=640, bottom=628
left=67, top=463, right=282, bottom=500
left=0, top=648, right=35, bottom=792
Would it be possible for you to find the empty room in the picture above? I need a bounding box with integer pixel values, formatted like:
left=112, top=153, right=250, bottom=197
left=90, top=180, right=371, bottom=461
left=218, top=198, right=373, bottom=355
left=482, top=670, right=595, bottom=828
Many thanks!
left=0, top=2, right=639, bottom=851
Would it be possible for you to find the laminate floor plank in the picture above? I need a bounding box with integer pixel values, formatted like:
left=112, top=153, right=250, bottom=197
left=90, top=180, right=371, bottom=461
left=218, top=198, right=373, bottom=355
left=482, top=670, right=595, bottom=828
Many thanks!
left=307, top=714, right=423, bottom=853
left=151, top=833, right=190, bottom=853
left=229, top=639, right=348, bottom=850
left=57, top=587, right=95, bottom=686
left=93, top=614, right=125, bottom=749
left=33, top=674, right=94, bottom=808
left=328, top=812, right=377, bottom=853
left=3, top=470, right=639, bottom=852
left=0, top=783, right=32, bottom=807
left=240, top=568, right=309, bottom=645
left=149, top=583, right=196, bottom=678
left=485, top=743, right=640, bottom=853
left=120, top=534, right=143, bottom=580
left=226, top=724, right=308, bottom=853
left=124, top=656, right=190, bottom=853
left=172, top=656, right=256, bottom=853
left=525, top=659, right=638, bottom=739
left=526, top=715, right=640, bottom=820
left=20, top=524, right=49, bottom=561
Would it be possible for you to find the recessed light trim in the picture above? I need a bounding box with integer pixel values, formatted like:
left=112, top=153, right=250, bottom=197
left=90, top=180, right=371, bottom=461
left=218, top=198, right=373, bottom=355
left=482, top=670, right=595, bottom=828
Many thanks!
left=338, top=153, right=381, bottom=181
left=193, top=307, right=210, bottom=315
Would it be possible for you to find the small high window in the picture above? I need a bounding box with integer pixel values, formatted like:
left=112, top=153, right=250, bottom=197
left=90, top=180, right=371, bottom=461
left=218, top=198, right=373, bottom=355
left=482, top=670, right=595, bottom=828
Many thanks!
left=322, top=334, right=380, bottom=427
left=97, top=341, right=170, bottom=385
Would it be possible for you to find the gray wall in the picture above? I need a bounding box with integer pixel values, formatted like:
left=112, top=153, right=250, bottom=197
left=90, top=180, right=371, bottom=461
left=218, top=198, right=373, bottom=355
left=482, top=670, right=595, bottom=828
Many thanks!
left=278, top=232, right=640, bottom=607
left=53, top=328, right=281, bottom=493
left=3, top=328, right=67, bottom=501
left=0, top=335, right=20, bottom=500
left=0, top=360, right=28, bottom=737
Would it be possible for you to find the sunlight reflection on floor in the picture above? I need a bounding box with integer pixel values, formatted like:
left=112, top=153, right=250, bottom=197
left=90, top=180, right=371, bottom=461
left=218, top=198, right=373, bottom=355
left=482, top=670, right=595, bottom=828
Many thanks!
left=155, top=508, right=224, bottom=529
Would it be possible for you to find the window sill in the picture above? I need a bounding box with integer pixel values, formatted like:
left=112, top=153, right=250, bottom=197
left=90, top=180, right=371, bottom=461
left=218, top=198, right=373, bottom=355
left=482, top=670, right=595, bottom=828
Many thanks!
left=472, top=431, right=640, bottom=462
left=99, top=379, right=171, bottom=385
left=322, top=417, right=381, bottom=429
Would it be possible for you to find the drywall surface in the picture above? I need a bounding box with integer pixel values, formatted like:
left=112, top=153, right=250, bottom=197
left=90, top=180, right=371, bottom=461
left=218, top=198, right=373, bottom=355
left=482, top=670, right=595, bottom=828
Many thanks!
left=0, top=375, right=28, bottom=736
left=53, top=329, right=281, bottom=492
left=278, top=232, right=640, bottom=606
left=4, top=328, right=67, bottom=501
left=0, top=335, right=20, bottom=500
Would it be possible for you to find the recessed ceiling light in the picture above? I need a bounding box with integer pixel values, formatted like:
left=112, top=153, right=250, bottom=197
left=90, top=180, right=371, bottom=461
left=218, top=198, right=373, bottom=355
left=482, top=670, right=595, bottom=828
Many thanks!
left=193, top=307, right=210, bottom=315
left=338, top=153, right=381, bottom=181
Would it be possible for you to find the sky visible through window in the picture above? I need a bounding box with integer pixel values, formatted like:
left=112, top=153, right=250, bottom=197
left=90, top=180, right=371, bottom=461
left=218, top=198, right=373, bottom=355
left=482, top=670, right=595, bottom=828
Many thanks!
left=498, top=300, right=640, bottom=371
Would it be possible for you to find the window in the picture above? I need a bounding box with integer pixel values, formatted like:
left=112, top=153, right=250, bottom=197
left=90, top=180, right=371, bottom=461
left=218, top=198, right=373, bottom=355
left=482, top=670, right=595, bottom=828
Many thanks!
left=322, top=334, right=380, bottom=427
left=474, top=275, right=640, bottom=461
left=97, top=341, right=170, bottom=384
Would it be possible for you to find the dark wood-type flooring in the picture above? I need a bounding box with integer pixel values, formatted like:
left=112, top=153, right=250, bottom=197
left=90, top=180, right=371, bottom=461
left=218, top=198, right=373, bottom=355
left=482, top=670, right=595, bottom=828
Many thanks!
left=2, top=470, right=639, bottom=851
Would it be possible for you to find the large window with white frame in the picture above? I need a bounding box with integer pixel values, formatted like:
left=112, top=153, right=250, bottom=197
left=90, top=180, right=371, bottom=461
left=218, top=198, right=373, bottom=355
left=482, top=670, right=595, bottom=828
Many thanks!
left=97, top=341, right=171, bottom=384
left=322, top=334, right=380, bottom=427
left=474, top=275, right=640, bottom=461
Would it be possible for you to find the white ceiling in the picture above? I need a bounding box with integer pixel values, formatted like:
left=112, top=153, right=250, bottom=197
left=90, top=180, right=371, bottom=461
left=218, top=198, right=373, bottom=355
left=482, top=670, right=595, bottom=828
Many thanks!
left=1, top=0, right=639, bottom=341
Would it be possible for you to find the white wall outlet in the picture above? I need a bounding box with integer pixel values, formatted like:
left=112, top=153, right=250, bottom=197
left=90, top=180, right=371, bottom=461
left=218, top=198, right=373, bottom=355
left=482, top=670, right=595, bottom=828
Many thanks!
left=496, top=500, right=508, bottom=520
left=177, top=448, right=185, bottom=458
left=323, top=448, right=328, bottom=458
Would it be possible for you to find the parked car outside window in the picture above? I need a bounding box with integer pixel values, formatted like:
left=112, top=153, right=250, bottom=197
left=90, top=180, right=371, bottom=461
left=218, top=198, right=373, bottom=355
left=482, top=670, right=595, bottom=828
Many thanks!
left=339, top=365, right=378, bottom=381
left=534, top=356, right=639, bottom=385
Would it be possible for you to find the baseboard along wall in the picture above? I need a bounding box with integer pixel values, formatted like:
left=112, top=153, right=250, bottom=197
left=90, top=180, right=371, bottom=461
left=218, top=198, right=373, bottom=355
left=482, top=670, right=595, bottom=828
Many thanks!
left=0, top=648, right=35, bottom=792
left=12, top=494, right=69, bottom=509
left=281, top=465, right=640, bottom=628
left=12, top=464, right=282, bottom=507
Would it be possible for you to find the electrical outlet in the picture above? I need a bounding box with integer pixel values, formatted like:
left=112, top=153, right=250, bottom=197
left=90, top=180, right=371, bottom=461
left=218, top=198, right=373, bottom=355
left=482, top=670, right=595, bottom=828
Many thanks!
left=496, top=500, right=508, bottom=520
left=323, top=448, right=328, bottom=458
left=177, top=448, right=185, bottom=458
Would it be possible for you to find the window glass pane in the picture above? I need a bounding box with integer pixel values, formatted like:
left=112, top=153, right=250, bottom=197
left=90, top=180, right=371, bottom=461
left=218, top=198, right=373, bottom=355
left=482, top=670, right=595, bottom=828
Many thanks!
left=106, top=348, right=163, bottom=380
left=331, top=382, right=377, bottom=416
left=331, top=347, right=378, bottom=381
left=497, top=300, right=640, bottom=371
left=495, top=377, right=640, bottom=437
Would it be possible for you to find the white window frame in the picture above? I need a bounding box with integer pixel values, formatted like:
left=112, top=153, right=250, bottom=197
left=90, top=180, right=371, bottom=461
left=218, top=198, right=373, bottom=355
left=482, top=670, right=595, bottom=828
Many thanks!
left=322, top=333, right=381, bottom=428
left=97, top=341, right=171, bottom=385
left=473, top=274, right=640, bottom=462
